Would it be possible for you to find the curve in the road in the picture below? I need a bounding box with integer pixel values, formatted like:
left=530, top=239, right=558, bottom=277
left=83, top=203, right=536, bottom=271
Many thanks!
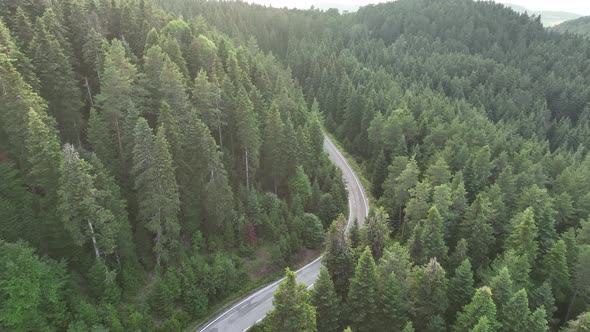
left=197, top=135, right=369, bottom=332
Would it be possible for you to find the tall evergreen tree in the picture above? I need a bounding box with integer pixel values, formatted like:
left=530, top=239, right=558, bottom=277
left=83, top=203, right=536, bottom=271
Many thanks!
left=324, top=215, right=354, bottom=299
left=381, top=271, right=407, bottom=331
left=461, top=195, right=495, bottom=268
left=506, top=207, right=538, bottom=265
left=365, top=207, right=389, bottom=261
left=448, top=259, right=475, bottom=323
left=268, top=269, right=317, bottom=332
left=311, top=267, right=340, bottom=332
left=540, top=239, right=570, bottom=302
left=59, top=144, right=118, bottom=262
left=453, top=287, right=500, bottom=332
left=94, top=39, right=139, bottom=179
left=408, top=258, right=448, bottom=330
left=30, top=11, right=82, bottom=144
left=132, top=119, right=180, bottom=268
left=347, top=247, right=380, bottom=332
left=500, top=289, right=531, bottom=332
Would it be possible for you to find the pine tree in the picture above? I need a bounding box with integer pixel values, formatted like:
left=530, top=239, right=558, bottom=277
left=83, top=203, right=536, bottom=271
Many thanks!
left=540, top=239, right=570, bottom=302
left=506, top=207, right=538, bottom=265
left=453, top=287, right=499, bottom=332
left=324, top=215, right=354, bottom=299
left=448, top=259, right=475, bottom=323
left=311, top=267, right=340, bottom=332
left=268, top=269, right=317, bottom=332
left=347, top=247, right=380, bottom=332
left=132, top=119, right=180, bottom=268
left=381, top=272, right=407, bottom=331
left=501, top=289, right=531, bottom=332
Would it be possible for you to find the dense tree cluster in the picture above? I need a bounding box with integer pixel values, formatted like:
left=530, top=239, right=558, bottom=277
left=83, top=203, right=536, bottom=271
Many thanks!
left=0, top=0, right=347, bottom=330
left=552, top=16, right=590, bottom=37
left=160, top=0, right=590, bottom=330
left=3, top=0, right=590, bottom=330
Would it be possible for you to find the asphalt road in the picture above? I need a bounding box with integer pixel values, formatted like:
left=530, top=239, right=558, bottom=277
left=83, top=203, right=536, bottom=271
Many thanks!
left=197, top=135, right=369, bottom=332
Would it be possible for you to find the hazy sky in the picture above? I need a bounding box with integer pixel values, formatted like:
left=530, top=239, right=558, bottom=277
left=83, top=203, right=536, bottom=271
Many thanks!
left=250, top=0, right=590, bottom=15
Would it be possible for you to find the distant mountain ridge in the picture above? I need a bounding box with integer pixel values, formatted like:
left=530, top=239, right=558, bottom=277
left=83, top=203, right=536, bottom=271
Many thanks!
left=552, top=16, right=590, bottom=36
left=503, top=3, right=581, bottom=26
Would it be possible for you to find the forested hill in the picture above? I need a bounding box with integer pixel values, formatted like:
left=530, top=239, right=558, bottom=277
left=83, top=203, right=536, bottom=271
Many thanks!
left=0, top=0, right=348, bottom=330
left=2, top=0, right=590, bottom=331
left=159, top=0, right=590, bottom=331
left=553, top=16, right=590, bottom=37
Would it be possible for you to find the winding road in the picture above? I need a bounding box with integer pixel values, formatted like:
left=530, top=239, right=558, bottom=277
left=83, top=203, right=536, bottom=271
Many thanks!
left=197, top=135, right=369, bottom=332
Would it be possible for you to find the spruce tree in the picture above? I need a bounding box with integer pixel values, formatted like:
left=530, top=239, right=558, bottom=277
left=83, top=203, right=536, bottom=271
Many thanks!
left=529, top=308, right=549, bottom=332
left=268, top=269, right=317, bottom=332
left=324, top=215, right=354, bottom=299
left=381, top=272, right=407, bottom=331
left=365, top=207, right=389, bottom=261
left=30, top=10, right=82, bottom=144
left=59, top=144, right=117, bottom=261
left=347, top=247, right=380, bottom=332
left=453, top=287, right=499, bottom=332
left=488, top=267, right=514, bottom=313
left=448, top=259, right=475, bottom=323
left=94, top=39, right=139, bottom=179
left=471, top=316, right=492, bottom=332
left=461, top=195, right=495, bottom=269
left=26, top=109, right=67, bottom=255
left=408, top=258, right=448, bottom=330
left=132, top=119, right=180, bottom=268
left=311, top=267, right=340, bottom=332
left=540, top=239, right=570, bottom=302
left=501, top=289, right=531, bottom=332
left=506, top=207, right=538, bottom=265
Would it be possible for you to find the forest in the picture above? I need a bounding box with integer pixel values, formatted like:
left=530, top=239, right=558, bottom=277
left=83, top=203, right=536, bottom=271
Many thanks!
left=1, top=0, right=590, bottom=331
left=553, top=16, right=590, bottom=37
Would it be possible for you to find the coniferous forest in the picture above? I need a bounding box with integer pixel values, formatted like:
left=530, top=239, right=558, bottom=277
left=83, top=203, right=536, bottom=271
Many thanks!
left=1, top=0, right=590, bottom=331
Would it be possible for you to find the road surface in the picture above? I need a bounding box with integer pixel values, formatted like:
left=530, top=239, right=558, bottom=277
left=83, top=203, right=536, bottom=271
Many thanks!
left=197, top=135, right=369, bottom=332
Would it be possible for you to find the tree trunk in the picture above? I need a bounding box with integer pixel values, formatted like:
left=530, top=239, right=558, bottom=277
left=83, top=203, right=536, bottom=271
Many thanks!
left=245, top=148, right=249, bottom=189
left=87, top=220, right=101, bottom=260
left=114, top=112, right=124, bottom=162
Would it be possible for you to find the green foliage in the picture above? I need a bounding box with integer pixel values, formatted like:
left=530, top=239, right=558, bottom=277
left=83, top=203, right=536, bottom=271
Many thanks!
left=268, top=269, right=317, bottom=332
left=448, top=259, right=475, bottom=323
left=347, top=247, right=380, bottom=332
left=324, top=215, right=355, bottom=299
left=312, top=267, right=341, bottom=332
left=0, top=241, right=68, bottom=330
left=453, top=287, right=499, bottom=332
